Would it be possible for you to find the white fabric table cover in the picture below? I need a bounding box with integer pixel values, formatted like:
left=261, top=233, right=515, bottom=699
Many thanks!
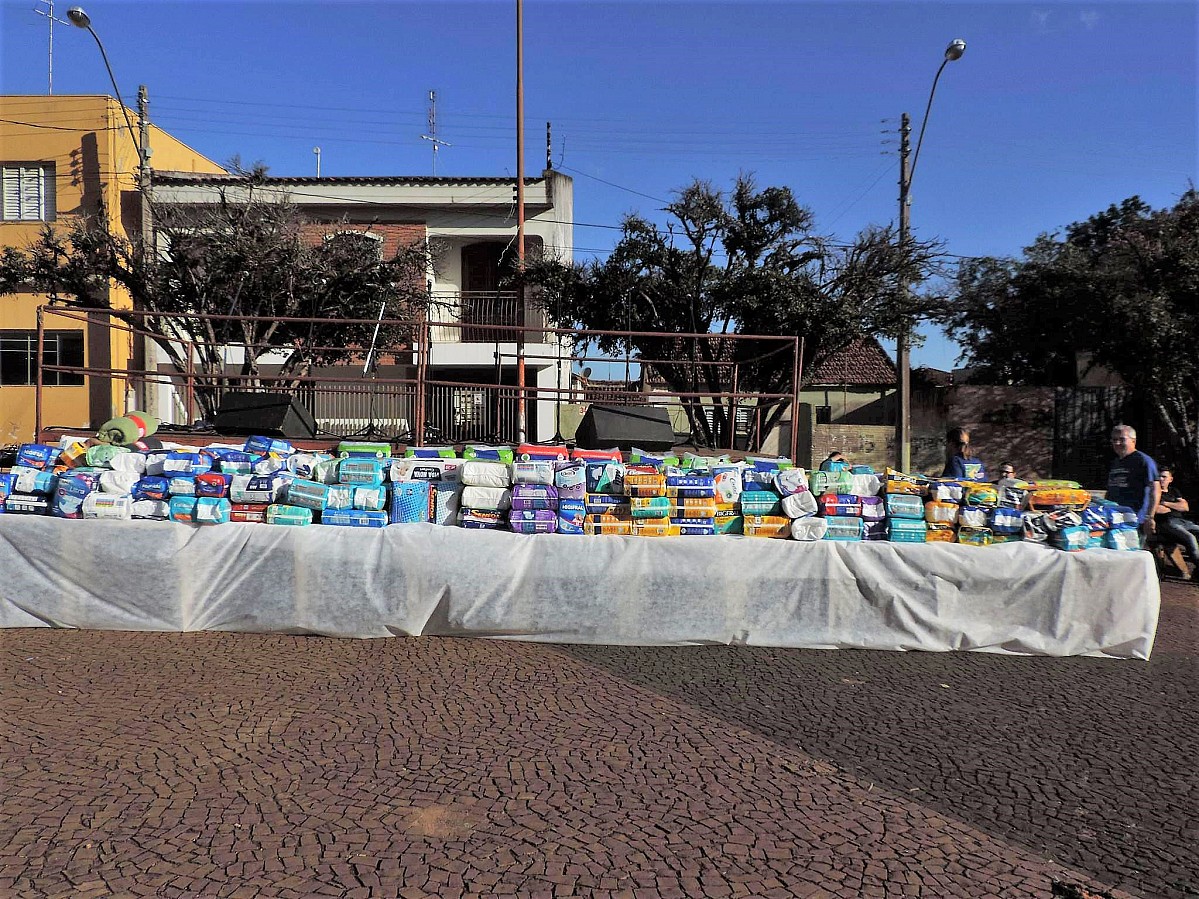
left=0, top=516, right=1159, bottom=658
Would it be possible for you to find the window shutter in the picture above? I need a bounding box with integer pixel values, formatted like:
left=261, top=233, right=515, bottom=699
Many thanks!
left=1, top=165, right=53, bottom=220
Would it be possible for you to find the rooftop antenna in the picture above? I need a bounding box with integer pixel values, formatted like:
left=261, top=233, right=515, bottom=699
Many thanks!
left=420, top=89, right=451, bottom=175
left=33, top=0, right=70, bottom=94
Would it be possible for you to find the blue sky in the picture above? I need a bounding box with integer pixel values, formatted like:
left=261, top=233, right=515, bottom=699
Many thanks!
left=3, top=0, right=1195, bottom=370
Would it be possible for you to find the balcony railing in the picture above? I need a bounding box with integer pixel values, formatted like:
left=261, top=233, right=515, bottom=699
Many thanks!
left=427, top=291, right=549, bottom=343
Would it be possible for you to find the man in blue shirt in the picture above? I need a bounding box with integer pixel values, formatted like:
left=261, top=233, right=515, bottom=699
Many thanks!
left=1107, top=424, right=1161, bottom=542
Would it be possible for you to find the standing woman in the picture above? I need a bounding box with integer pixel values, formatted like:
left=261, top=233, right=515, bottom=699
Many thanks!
left=942, top=427, right=987, bottom=481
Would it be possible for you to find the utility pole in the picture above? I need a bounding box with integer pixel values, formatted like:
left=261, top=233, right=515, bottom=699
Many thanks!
left=546, top=121, right=552, bottom=171
left=897, top=111, right=912, bottom=473
left=136, top=84, right=155, bottom=417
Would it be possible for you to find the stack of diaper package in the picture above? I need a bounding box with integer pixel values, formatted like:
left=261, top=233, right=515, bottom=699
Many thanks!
left=0, top=437, right=1142, bottom=550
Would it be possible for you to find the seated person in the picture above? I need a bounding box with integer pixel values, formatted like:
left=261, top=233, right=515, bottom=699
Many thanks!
left=1155, top=467, right=1199, bottom=578
left=995, top=463, right=1017, bottom=483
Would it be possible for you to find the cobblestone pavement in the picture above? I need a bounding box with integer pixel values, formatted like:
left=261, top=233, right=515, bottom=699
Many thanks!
left=1, top=582, right=1194, bottom=899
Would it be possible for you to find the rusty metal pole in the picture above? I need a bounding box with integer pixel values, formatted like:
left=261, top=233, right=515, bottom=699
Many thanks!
left=35, top=307, right=45, bottom=439
left=790, top=336, right=802, bottom=465
left=514, top=0, right=527, bottom=444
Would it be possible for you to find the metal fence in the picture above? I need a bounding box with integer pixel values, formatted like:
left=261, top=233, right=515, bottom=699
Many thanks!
left=34, top=305, right=803, bottom=457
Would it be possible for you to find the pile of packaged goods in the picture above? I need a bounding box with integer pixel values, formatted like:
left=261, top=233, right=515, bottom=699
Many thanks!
left=0, top=438, right=1141, bottom=550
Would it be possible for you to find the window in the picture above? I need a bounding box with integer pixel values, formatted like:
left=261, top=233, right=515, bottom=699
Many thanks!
left=0, top=330, right=84, bottom=386
left=815, top=405, right=833, bottom=424
left=2, top=164, right=56, bottom=222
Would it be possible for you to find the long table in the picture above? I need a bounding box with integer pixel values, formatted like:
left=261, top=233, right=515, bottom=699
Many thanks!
left=0, top=516, right=1160, bottom=658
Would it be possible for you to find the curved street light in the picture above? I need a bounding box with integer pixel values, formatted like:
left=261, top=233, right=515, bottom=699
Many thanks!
left=66, top=6, right=142, bottom=177
left=896, top=38, right=966, bottom=473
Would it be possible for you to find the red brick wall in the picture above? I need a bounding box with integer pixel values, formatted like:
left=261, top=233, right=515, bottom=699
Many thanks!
left=298, top=223, right=426, bottom=257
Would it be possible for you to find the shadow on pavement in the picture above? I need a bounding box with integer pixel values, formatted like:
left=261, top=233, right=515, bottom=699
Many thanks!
left=553, top=581, right=1199, bottom=899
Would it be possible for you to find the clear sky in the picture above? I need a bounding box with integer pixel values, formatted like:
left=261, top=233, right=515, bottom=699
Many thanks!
left=3, top=0, right=1195, bottom=370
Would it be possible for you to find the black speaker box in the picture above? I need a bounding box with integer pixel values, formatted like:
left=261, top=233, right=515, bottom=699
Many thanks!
left=575, top=404, right=676, bottom=452
left=213, top=391, right=317, bottom=439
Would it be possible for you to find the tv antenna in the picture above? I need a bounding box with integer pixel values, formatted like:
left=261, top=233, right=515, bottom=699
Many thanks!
left=420, top=89, right=451, bottom=175
left=33, top=0, right=70, bottom=94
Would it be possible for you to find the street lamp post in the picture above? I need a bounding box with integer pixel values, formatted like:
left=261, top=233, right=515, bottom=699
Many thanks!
left=896, top=38, right=965, bottom=473
left=68, top=5, right=154, bottom=415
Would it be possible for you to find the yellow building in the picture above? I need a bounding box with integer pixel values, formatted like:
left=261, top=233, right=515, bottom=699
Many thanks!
left=0, top=95, right=225, bottom=443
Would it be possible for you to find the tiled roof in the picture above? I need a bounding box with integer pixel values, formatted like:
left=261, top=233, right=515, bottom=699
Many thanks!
left=154, top=172, right=544, bottom=187
left=805, top=337, right=896, bottom=386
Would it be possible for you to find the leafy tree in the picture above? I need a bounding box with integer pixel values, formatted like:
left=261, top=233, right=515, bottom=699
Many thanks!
left=521, top=175, right=943, bottom=448
left=941, top=190, right=1199, bottom=480
left=0, top=174, right=432, bottom=419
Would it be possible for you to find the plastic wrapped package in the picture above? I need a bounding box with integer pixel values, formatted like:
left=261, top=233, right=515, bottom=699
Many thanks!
left=790, top=517, right=828, bottom=541
left=557, top=498, right=585, bottom=534
left=925, top=501, right=959, bottom=526
left=163, top=452, right=212, bottom=476
left=321, top=509, right=388, bottom=528
left=353, top=484, right=388, bottom=512
left=930, top=480, right=965, bottom=504
left=570, top=447, right=623, bottom=464
left=516, top=443, right=569, bottom=462
left=1053, top=525, right=1091, bottom=552
left=229, top=502, right=269, bottom=524
left=252, top=454, right=288, bottom=476
left=585, top=493, right=629, bottom=515
left=713, top=466, right=743, bottom=503
left=925, top=525, right=957, bottom=543
left=744, top=515, right=792, bottom=538
left=584, top=516, right=634, bottom=536
left=390, top=481, right=433, bottom=523
left=459, top=508, right=506, bottom=529
left=512, top=461, right=556, bottom=486
left=860, top=519, right=888, bottom=541
left=586, top=462, right=626, bottom=495
left=884, top=469, right=927, bottom=496
left=168, top=476, right=197, bottom=497
left=404, top=445, right=458, bottom=459
left=958, top=526, right=993, bottom=547
left=509, top=509, right=559, bottom=534
left=108, top=452, right=148, bottom=476
left=818, top=494, right=862, bottom=518
left=821, top=516, right=862, bottom=541
left=459, top=485, right=511, bottom=512
left=5, top=493, right=50, bottom=515
left=672, top=497, right=719, bottom=519
left=82, top=493, right=132, bottom=520
left=431, top=482, right=461, bottom=526
left=714, top=508, right=743, bottom=535
left=1105, top=506, right=1139, bottom=529
left=286, top=479, right=332, bottom=511
left=963, top=483, right=999, bottom=507
left=337, top=441, right=391, bottom=459
left=324, top=484, right=354, bottom=511
left=390, top=458, right=461, bottom=483
left=460, top=460, right=512, bottom=488
left=632, top=516, right=672, bottom=537
left=859, top=495, right=885, bottom=522
left=624, top=468, right=667, bottom=497
left=53, top=473, right=99, bottom=519
left=553, top=462, right=587, bottom=500
left=510, top=483, right=558, bottom=511
left=230, top=473, right=289, bottom=504
left=338, top=459, right=386, bottom=486
left=740, top=493, right=783, bottom=516
left=133, top=476, right=171, bottom=502
left=1022, top=512, right=1052, bottom=543
left=16, top=444, right=60, bottom=470
left=244, top=436, right=293, bottom=457
left=462, top=445, right=515, bottom=465
left=14, top=466, right=58, bottom=495
left=989, top=507, right=1024, bottom=535
left=1027, top=487, right=1091, bottom=512
left=665, top=474, right=716, bottom=499
left=195, top=472, right=232, bottom=498
left=98, top=467, right=139, bottom=496
left=169, top=495, right=198, bottom=523
left=772, top=468, right=809, bottom=497
left=1103, top=528, right=1141, bottom=551
left=780, top=491, right=818, bottom=519
left=130, top=499, right=171, bottom=520
left=887, top=518, right=927, bottom=543
left=958, top=506, right=989, bottom=529
left=848, top=473, right=882, bottom=498
left=668, top=518, right=716, bottom=536
left=195, top=497, right=232, bottom=525
left=265, top=504, right=312, bottom=526
left=630, top=496, right=673, bottom=519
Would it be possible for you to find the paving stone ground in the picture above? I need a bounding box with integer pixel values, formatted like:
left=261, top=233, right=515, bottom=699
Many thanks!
left=0, top=580, right=1194, bottom=899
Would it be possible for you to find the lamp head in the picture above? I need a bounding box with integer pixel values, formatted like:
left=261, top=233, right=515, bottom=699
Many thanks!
left=945, top=38, right=966, bottom=61
left=66, top=6, right=92, bottom=28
